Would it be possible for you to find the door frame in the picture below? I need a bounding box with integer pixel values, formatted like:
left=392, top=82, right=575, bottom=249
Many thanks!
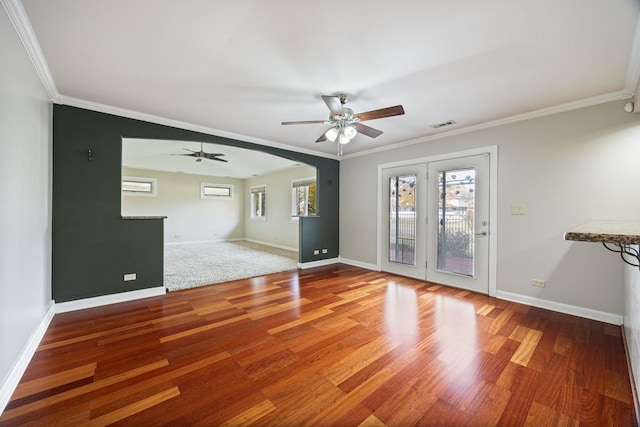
left=376, top=146, right=498, bottom=297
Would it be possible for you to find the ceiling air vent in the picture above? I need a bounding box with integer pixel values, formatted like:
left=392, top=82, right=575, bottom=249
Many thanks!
left=430, top=120, right=456, bottom=129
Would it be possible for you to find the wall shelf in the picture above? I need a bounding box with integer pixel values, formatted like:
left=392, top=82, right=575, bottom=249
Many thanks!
left=564, top=220, right=640, bottom=269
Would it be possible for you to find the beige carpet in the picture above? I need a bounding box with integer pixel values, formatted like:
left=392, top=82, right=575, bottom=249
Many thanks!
left=164, top=240, right=299, bottom=291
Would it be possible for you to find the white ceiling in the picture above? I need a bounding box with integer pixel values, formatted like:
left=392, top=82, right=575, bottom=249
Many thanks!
left=123, top=138, right=304, bottom=179
left=14, top=0, right=640, bottom=159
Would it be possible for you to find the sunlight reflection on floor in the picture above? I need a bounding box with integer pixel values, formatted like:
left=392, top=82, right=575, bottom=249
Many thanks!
left=435, top=295, right=479, bottom=380
left=384, top=282, right=419, bottom=344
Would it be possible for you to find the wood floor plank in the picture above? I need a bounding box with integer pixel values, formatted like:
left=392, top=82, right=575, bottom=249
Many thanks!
left=321, top=335, right=398, bottom=386
left=266, top=307, right=334, bottom=334
left=217, top=399, right=276, bottom=427
left=509, top=326, right=543, bottom=367
left=11, top=363, right=97, bottom=400
left=82, top=386, right=180, bottom=426
left=1, top=264, right=636, bottom=426
left=357, top=414, right=386, bottom=427
left=1, top=359, right=169, bottom=421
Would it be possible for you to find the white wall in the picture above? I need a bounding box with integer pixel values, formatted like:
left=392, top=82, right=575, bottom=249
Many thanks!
left=0, top=6, right=52, bottom=410
left=122, top=168, right=244, bottom=244
left=624, top=256, right=640, bottom=406
left=340, top=100, right=640, bottom=318
left=244, top=164, right=316, bottom=251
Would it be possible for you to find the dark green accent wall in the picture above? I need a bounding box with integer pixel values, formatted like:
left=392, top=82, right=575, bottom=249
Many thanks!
left=53, top=105, right=339, bottom=302
left=299, top=216, right=338, bottom=261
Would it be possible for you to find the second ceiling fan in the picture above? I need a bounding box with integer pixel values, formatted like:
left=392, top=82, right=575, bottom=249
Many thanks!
left=171, top=143, right=227, bottom=162
left=281, top=94, right=404, bottom=145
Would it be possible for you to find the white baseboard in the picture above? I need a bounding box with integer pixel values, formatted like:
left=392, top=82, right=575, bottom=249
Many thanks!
left=243, top=238, right=298, bottom=253
left=55, top=287, right=166, bottom=313
left=164, top=238, right=243, bottom=246
left=496, top=290, right=623, bottom=325
left=294, top=259, right=622, bottom=325
left=0, top=302, right=56, bottom=416
left=298, top=258, right=340, bottom=269
left=622, top=326, right=640, bottom=427
left=338, top=257, right=379, bottom=271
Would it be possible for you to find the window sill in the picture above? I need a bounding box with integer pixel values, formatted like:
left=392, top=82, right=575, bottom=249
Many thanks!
left=291, top=215, right=319, bottom=223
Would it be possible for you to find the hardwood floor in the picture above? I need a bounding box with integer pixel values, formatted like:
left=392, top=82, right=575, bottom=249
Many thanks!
left=1, top=264, right=636, bottom=426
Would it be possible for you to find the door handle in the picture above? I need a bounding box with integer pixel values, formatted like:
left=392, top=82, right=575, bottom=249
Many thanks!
left=475, top=231, right=488, bottom=237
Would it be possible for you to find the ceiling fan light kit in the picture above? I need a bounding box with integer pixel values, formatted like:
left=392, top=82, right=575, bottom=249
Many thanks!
left=281, top=94, right=405, bottom=151
left=325, top=124, right=358, bottom=144
left=325, top=127, right=339, bottom=142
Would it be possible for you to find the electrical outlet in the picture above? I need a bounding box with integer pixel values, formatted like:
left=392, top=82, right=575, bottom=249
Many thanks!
left=322, top=249, right=328, bottom=254
left=511, top=204, right=526, bottom=215
left=124, top=273, right=137, bottom=281
left=531, top=279, right=545, bottom=287
left=313, top=250, right=319, bottom=255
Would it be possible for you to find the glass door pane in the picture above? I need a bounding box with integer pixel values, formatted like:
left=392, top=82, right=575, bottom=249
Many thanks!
left=437, top=168, right=475, bottom=277
left=389, top=174, right=417, bottom=265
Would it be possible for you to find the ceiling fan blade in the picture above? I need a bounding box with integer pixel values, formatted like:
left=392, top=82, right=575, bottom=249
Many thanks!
left=322, top=95, right=344, bottom=116
left=203, top=154, right=227, bottom=162
left=171, top=153, right=197, bottom=157
left=315, top=132, right=328, bottom=143
left=355, top=105, right=405, bottom=122
left=353, top=123, right=383, bottom=138
left=281, top=120, right=326, bottom=125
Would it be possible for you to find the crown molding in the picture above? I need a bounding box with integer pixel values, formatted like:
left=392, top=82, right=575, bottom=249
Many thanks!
left=1, top=0, right=59, bottom=101
left=57, top=95, right=339, bottom=161
left=5, top=0, right=638, bottom=162
left=341, top=90, right=633, bottom=160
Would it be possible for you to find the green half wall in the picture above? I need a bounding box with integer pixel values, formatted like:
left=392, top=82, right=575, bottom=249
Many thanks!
left=53, top=105, right=339, bottom=302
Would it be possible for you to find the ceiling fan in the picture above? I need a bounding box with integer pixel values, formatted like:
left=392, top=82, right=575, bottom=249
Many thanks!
left=171, top=143, right=228, bottom=163
left=281, top=94, right=405, bottom=145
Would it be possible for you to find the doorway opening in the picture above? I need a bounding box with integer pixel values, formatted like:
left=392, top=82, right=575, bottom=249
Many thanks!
left=121, top=138, right=317, bottom=290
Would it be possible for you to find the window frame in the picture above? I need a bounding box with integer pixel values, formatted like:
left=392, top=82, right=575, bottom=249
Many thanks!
left=250, top=185, right=267, bottom=221
left=200, top=182, right=234, bottom=200
left=122, top=176, right=158, bottom=197
left=291, top=176, right=317, bottom=221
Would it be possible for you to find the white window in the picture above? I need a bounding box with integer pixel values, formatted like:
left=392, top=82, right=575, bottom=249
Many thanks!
left=250, top=185, right=266, bottom=220
left=291, top=177, right=317, bottom=220
left=122, top=176, right=157, bottom=197
left=201, top=182, right=234, bottom=199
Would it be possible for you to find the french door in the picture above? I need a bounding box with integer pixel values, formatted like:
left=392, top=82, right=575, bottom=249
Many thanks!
left=381, top=164, right=427, bottom=279
left=381, top=154, right=490, bottom=294
left=427, top=155, right=490, bottom=293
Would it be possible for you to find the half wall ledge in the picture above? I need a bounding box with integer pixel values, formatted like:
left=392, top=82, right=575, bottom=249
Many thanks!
left=121, top=216, right=167, bottom=220
left=564, top=220, right=640, bottom=269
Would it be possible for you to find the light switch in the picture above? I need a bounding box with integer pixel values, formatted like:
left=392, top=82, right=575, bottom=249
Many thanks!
left=511, top=204, right=526, bottom=215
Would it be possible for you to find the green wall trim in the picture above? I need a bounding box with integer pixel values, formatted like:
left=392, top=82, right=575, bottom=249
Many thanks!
left=53, top=105, right=339, bottom=302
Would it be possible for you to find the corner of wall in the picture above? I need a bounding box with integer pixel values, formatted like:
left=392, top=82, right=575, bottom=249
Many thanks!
left=623, top=258, right=640, bottom=422
left=0, top=302, right=55, bottom=416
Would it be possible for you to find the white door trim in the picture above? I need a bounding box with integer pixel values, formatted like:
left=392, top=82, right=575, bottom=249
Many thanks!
left=376, top=145, right=498, bottom=297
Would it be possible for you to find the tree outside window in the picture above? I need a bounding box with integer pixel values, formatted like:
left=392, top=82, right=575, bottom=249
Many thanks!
left=291, top=178, right=316, bottom=218
left=250, top=185, right=266, bottom=220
